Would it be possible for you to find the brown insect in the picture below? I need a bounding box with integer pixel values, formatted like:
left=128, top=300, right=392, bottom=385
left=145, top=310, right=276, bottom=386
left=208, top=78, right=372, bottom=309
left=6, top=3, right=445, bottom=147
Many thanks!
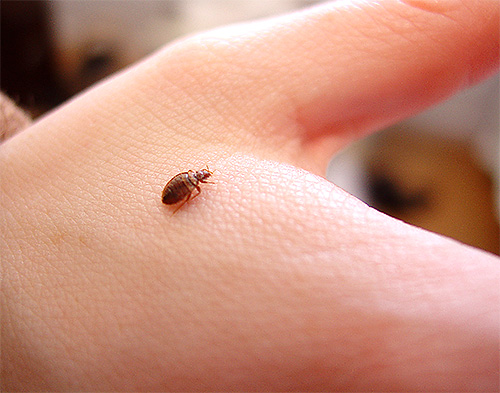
left=161, top=167, right=213, bottom=213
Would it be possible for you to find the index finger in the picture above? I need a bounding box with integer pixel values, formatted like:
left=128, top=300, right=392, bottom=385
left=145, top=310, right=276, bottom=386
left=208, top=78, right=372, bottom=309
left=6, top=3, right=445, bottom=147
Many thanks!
left=140, top=0, right=499, bottom=172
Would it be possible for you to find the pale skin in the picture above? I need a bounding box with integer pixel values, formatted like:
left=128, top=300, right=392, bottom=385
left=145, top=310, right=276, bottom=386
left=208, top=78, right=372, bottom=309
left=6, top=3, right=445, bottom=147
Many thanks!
left=1, top=0, right=499, bottom=391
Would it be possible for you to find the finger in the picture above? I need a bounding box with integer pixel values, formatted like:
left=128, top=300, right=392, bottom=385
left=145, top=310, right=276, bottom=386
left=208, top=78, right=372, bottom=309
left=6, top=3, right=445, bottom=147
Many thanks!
left=5, top=1, right=496, bottom=176
left=141, top=0, right=499, bottom=172
left=0, top=92, right=32, bottom=142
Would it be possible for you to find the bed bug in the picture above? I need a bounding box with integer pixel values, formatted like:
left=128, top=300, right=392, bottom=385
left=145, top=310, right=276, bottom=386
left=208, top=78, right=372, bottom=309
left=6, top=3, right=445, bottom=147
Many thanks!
left=161, top=167, right=213, bottom=213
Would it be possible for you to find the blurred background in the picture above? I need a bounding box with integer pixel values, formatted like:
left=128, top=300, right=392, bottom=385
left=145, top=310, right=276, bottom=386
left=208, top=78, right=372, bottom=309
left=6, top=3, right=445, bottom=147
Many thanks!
left=2, top=0, right=498, bottom=254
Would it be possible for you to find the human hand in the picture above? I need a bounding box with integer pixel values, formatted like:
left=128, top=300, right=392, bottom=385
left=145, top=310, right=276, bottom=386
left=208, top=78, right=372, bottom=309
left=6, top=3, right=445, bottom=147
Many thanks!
left=2, top=1, right=499, bottom=391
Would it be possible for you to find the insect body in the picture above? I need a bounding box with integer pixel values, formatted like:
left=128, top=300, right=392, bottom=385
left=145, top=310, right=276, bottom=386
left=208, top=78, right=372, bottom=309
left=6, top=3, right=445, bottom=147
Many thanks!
left=162, top=168, right=213, bottom=212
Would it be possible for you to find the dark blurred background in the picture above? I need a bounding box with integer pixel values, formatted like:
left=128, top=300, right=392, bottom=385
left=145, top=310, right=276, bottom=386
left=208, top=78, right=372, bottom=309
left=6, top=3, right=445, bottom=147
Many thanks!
left=2, top=0, right=498, bottom=254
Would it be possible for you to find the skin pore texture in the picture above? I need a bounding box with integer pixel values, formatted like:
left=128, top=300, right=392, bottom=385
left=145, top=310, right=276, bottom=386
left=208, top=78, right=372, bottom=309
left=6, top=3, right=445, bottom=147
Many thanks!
left=1, top=0, right=499, bottom=391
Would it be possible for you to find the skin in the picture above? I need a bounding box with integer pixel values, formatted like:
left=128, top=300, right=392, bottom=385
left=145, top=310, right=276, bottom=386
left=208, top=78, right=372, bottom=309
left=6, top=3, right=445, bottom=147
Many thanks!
left=1, top=0, right=499, bottom=391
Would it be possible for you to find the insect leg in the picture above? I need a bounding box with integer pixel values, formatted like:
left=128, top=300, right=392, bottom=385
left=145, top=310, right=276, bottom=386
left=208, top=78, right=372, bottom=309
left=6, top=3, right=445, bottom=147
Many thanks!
left=171, top=187, right=201, bottom=215
left=189, top=186, right=202, bottom=200
left=172, top=196, right=189, bottom=215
